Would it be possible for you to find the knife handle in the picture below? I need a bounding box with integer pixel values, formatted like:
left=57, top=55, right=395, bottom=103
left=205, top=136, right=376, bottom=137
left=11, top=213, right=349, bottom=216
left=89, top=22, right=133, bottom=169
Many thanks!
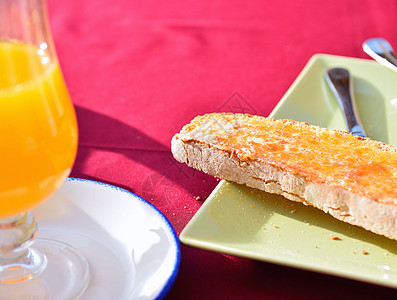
left=325, top=68, right=366, bottom=137
left=363, top=38, right=397, bottom=73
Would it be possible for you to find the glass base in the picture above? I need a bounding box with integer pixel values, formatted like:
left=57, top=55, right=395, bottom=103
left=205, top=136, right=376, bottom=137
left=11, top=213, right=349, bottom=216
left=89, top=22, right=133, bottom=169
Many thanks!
left=0, top=238, right=89, bottom=299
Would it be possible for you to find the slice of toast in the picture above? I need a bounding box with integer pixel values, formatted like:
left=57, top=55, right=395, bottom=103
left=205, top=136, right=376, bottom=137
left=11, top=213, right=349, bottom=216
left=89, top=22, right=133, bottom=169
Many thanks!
left=171, top=113, right=397, bottom=240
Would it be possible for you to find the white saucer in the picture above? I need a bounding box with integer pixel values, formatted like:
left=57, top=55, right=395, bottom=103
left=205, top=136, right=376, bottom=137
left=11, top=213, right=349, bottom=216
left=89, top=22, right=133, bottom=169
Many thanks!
left=32, top=178, right=180, bottom=300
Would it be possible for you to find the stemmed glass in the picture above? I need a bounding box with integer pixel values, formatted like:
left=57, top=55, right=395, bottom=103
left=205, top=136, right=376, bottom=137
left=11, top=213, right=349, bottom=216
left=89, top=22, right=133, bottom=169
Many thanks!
left=0, top=0, right=89, bottom=298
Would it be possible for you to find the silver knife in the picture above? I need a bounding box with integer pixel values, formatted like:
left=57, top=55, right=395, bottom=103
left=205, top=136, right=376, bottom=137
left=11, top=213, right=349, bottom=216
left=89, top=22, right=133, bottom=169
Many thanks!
left=363, top=38, right=397, bottom=73
left=324, top=68, right=366, bottom=137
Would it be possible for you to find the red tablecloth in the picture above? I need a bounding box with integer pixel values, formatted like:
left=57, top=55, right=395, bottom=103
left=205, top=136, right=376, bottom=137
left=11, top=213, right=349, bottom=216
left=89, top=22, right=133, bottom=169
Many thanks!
left=48, top=0, right=397, bottom=298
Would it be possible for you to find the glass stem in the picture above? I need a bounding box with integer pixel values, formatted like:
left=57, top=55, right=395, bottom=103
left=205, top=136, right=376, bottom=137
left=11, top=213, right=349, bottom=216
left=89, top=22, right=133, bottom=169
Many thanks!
left=0, top=213, right=46, bottom=284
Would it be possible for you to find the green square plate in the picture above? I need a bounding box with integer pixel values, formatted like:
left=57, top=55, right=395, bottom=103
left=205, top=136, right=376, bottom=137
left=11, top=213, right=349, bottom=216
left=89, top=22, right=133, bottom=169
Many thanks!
left=179, top=54, right=397, bottom=288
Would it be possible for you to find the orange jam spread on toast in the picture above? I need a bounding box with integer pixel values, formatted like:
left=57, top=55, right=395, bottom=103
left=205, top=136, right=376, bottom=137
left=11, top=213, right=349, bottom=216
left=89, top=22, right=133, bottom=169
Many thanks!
left=181, top=113, right=397, bottom=202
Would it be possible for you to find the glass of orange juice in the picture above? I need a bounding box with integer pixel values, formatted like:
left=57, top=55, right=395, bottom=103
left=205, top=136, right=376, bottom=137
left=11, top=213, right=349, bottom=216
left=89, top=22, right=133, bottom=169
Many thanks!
left=0, top=0, right=89, bottom=298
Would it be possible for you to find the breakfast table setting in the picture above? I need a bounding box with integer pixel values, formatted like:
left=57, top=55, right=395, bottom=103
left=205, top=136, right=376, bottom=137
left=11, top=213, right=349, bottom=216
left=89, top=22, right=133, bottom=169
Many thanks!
left=1, top=0, right=397, bottom=299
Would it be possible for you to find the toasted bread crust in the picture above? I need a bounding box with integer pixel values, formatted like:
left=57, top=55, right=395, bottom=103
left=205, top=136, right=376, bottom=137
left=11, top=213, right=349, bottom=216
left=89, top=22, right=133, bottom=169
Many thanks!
left=171, top=113, right=397, bottom=240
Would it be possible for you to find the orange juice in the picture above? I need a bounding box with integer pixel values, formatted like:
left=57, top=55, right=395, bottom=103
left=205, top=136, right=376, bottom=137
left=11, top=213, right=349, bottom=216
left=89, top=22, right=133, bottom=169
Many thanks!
left=0, top=41, right=78, bottom=218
